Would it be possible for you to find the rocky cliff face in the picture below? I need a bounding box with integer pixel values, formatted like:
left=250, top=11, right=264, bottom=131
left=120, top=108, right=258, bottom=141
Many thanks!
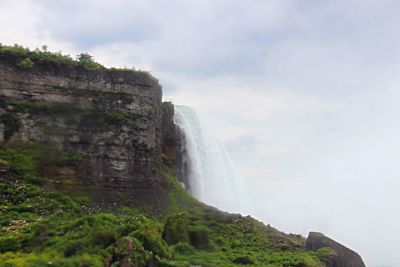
left=0, top=49, right=367, bottom=267
left=306, top=232, right=366, bottom=267
left=0, top=51, right=175, bottom=209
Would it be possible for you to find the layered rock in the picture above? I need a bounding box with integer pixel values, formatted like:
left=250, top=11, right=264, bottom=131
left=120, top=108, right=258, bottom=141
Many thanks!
left=0, top=52, right=173, bottom=208
left=0, top=50, right=367, bottom=266
left=306, top=232, right=365, bottom=267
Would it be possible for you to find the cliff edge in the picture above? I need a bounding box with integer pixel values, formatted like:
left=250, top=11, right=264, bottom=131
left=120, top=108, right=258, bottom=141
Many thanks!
left=0, top=47, right=174, bottom=209
left=0, top=45, right=365, bottom=267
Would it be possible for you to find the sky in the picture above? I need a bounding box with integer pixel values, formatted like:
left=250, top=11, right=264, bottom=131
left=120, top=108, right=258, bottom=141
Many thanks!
left=1, top=1, right=400, bottom=266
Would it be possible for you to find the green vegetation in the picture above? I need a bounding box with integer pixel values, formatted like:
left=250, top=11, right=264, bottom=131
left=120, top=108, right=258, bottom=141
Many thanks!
left=0, top=43, right=102, bottom=70
left=0, top=180, right=171, bottom=266
left=3, top=100, right=140, bottom=130
left=0, top=142, right=333, bottom=266
left=0, top=43, right=331, bottom=266
left=79, top=109, right=140, bottom=128
left=0, top=142, right=83, bottom=184
left=0, top=113, right=20, bottom=140
left=17, top=58, right=34, bottom=69
left=0, top=44, right=78, bottom=68
left=0, top=43, right=146, bottom=72
left=0, top=74, right=334, bottom=267
left=7, top=101, right=74, bottom=115
left=76, top=53, right=103, bottom=70
left=51, top=85, right=134, bottom=105
left=163, top=213, right=190, bottom=245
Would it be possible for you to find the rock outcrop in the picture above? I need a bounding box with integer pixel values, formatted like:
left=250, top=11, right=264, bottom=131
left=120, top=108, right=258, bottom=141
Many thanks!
left=306, top=232, right=365, bottom=267
left=0, top=51, right=175, bottom=208
left=0, top=48, right=367, bottom=266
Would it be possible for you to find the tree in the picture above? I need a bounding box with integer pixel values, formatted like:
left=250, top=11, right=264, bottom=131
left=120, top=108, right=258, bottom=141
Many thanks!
left=76, top=53, right=102, bottom=69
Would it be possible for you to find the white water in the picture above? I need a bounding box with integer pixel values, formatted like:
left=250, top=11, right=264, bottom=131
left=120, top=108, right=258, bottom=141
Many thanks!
left=173, top=105, right=250, bottom=214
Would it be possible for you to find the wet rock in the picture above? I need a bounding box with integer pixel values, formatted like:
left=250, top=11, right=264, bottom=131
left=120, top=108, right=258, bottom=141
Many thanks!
left=306, top=232, right=365, bottom=267
left=0, top=51, right=176, bottom=209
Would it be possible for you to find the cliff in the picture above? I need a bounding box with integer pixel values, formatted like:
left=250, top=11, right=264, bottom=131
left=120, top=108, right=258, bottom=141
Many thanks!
left=0, top=46, right=365, bottom=267
left=0, top=49, right=176, bottom=209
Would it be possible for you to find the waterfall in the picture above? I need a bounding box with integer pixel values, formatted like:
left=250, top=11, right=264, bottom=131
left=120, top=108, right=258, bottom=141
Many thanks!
left=173, top=105, right=250, bottom=214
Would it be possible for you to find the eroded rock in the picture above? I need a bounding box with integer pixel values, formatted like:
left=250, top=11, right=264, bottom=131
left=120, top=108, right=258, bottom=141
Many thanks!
left=306, top=232, right=365, bottom=267
left=0, top=51, right=176, bottom=209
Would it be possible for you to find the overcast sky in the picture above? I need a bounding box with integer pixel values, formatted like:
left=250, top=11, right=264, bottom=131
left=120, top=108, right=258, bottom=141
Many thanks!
left=1, top=1, right=400, bottom=266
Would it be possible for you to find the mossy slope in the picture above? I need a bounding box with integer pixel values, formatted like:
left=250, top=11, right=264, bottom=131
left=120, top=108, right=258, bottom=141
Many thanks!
left=0, top=44, right=332, bottom=266
left=0, top=143, right=331, bottom=267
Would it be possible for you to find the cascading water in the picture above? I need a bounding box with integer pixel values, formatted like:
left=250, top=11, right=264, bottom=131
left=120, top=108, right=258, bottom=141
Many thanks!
left=173, top=105, right=250, bottom=214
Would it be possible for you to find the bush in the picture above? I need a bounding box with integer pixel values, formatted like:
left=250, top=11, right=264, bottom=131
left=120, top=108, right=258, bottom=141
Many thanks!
left=0, top=236, right=21, bottom=252
left=172, top=242, right=194, bottom=255
left=90, top=214, right=119, bottom=247
left=232, top=255, right=254, bottom=265
left=17, top=57, right=34, bottom=69
left=76, top=53, right=102, bottom=70
left=188, top=225, right=210, bottom=250
left=0, top=44, right=29, bottom=56
left=162, top=213, right=189, bottom=245
left=0, top=113, right=21, bottom=140
left=0, top=44, right=104, bottom=70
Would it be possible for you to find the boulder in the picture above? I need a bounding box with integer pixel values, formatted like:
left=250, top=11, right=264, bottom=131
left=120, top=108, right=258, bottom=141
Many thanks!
left=306, top=232, right=365, bottom=267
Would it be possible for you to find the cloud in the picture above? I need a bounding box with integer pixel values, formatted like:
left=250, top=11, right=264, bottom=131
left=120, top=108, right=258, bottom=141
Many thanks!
left=35, top=0, right=160, bottom=48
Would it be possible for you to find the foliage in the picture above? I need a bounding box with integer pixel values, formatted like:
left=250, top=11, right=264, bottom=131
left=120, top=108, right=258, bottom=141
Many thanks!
left=51, top=85, right=134, bottom=106
left=0, top=44, right=75, bottom=66
left=0, top=113, right=21, bottom=140
left=17, top=58, right=34, bottom=69
left=76, top=53, right=103, bottom=70
left=0, top=180, right=172, bottom=266
left=5, top=100, right=140, bottom=129
left=0, top=142, right=83, bottom=185
left=0, top=143, right=328, bottom=267
left=0, top=43, right=149, bottom=72
left=163, top=213, right=189, bottom=245
left=0, top=44, right=102, bottom=69
left=0, top=44, right=30, bottom=56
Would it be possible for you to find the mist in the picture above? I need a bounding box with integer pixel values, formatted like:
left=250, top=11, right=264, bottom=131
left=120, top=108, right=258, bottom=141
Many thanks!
left=1, top=0, right=399, bottom=266
left=169, top=77, right=400, bottom=267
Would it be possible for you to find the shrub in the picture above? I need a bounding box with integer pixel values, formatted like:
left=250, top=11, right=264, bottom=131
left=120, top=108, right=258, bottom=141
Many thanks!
left=172, top=242, right=194, bottom=255
left=0, top=44, right=147, bottom=72
left=22, top=173, right=44, bottom=185
left=76, top=53, right=103, bottom=70
left=232, top=255, right=254, bottom=265
left=9, top=101, right=51, bottom=115
left=89, top=214, right=119, bottom=247
left=0, top=236, right=22, bottom=252
left=17, top=57, right=34, bottom=69
left=162, top=213, right=189, bottom=245
left=188, top=225, right=210, bottom=250
left=0, top=113, right=21, bottom=140
left=0, top=44, right=30, bottom=56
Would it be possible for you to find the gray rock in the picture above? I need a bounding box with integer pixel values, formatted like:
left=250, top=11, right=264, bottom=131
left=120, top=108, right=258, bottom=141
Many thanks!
left=0, top=52, right=176, bottom=209
left=306, top=232, right=365, bottom=267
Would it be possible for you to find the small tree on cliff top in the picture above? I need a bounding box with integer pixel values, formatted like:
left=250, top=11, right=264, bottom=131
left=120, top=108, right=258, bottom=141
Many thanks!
left=76, top=53, right=102, bottom=70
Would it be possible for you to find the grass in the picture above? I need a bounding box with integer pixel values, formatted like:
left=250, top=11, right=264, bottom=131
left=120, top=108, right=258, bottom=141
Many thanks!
left=0, top=43, right=334, bottom=266
left=0, top=145, right=172, bottom=266
left=158, top=168, right=330, bottom=266
left=51, top=85, right=135, bottom=106
left=4, top=100, right=140, bottom=130
left=0, top=136, right=331, bottom=267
